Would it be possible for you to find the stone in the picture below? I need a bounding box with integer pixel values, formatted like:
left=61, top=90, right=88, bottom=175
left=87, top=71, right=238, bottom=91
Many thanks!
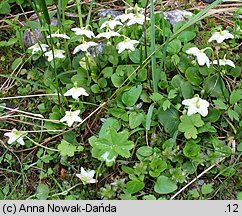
left=98, top=9, right=123, bottom=19
left=163, top=10, right=193, bottom=26
left=23, top=15, right=58, bottom=47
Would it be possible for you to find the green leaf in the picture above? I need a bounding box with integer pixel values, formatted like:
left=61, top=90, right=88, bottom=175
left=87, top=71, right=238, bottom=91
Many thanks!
left=230, top=89, right=242, bottom=105
left=183, top=140, right=200, bottom=158
left=150, top=92, right=164, bottom=102
left=0, top=1, right=11, bottom=14
left=36, top=184, right=50, bottom=200
left=154, top=175, right=177, bottom=194
left=111, top=73, right=124, bottom=87
left=180, top=81, right=194, bottom=99
left=128, top=49, right=141, bottom=63
left=91, top=84, right=100, bottom=93
left=185, top=67, right=203, bottom=86
left=237, top=142, right=242, bottom=152
left=89, top=128, right=134, bottom=166
left=98, top=78, right=107, bottom=88
left=158, top=107, right=180, bottom=136
left=102, top=67, right=113, bottom=78
left=168, top=89, right=177, bottom=99
left=213, top=99, right=227, bottom=110
left=0, top=38, right=18, bottom=47
left=204, top=74, right=229, bottom=99
left=204, top=108, right=220, bottom=122
left=178, top=114, right=204, bottom=139
left=99, top=117, right=121, bottom=138
left=129, top=112, right=143, bottom=129
left=58, top=140, right=76, bottom=157
left=237, top=191, right=242, bottom=200
left=149, top=157, right=167, bottom=177
left=177, top=31, right=196, bottom=43
left=143, top=195, right=156, bottom=200
left=228, top=109, right=239, bottom=121
left=126, top=180, right=145, bottom=194
left=11, top=57, right=23, bottom=70
left=0, top=190, right=4, bottom=200
left=63, top=131, right=78, bottom=144
left=136, top=146, right=153, bottom=157
left=167, top=39, right=181, bottom=54
left=162, top=99, right=171, bottom=111
left=201, top=183, right=213, bottom=195
left=198, top=122, right=216, bottom=133
left=122, top=85, right=142, bottom=107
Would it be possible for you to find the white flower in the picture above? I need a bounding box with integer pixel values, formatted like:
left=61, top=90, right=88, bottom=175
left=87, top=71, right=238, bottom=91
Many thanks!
left=64, top=86, right=89, bottom=99
left=4, top=128, right=25, bottom=145
left=28, top=43, right=49, bottom=54
left=47, top=33, right=70, bottom=39
left=100, top=20, right=123, bottom=30
left=208, top=30, right=234, bottom=43
left=182, top=95, right=209, bottom=117
left=44, top=49, right=65, bottom=62
left=213, top=59, right=235, bottom=68
left=76, top=167, right=97, bottom=185
left=186, top=47, right=210, bottom=68
left=114, top=13, right=135, bottom=22
left=73, top=41, right=98, bottom=54
left=71, top=27, right=95, bottom=39
left=116, top=38, right=139, bottom=54
left=60, top=110, right=82, bottom=127
left=127, top=13, right=149, bottom=26
left=127, top=4, right=144, bottom=14
left=96, top=31, right=120, bottom=39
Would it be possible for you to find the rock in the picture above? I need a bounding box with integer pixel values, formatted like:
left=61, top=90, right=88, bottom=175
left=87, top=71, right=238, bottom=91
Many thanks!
left=164, top=10, right=193, bottom=26
left=23, top=15, right=58, bottom=47
left=98, top=9, right=123, bottom=19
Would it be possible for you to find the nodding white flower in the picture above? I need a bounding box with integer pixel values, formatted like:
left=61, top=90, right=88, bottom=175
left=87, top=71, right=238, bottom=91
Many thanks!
left=44, top=49, right=65, bottom=62
left=71, top=27, right=95, bottom=39
left=116, top=38, right=139, bottom=54
left=96, top=31, right=120, bottom=39
left=28, top=43, right=49, bottom=54
left=47, top=33, right=70, bottom=39
left=127, top=13, right=149, bottom=26
left=182, top=95, right=209, bottom=117
left=73, top=41, right=98, bottom=54
left=186, top=47, right=210, bottom=68
left=213, top=58, right=235, bottom=68
left=4, top=129, right=25, bottom=145
left=76, top=167, right=97, bottom=185
left=100, top=20, right=123, bottom=30
left=114, top=13, right=135, bottom=23
left=208, top=30, right=234, bottom=43
left=60, top=110, right=82, bottom=127
left=64, top=86, right=89, bottom=99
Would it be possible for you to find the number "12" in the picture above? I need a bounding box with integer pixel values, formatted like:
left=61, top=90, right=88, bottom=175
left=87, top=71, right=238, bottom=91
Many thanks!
left=227, top=204, right=239, bottom=213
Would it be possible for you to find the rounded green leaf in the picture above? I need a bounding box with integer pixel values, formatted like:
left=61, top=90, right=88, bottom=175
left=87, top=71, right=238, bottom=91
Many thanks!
left=201, top=183, right=213, bottom=195
left=154, top=175, right=177, bottom=194
left=136, top=146, right=153, bottom=157
left=158, top=107, right=179, bottom=136
left=185, top=67, right=203, bottom=86
left=58, top=140, right=76, bottom=157
left=167, top=39, right=181, bottom=54
left=122, top=85, right=142, bottom=107
left=183, top=141, right=200, bottom=158
left=129, top=112, right=143, bottom=129
left=36, top=184, right=49, bottom=200
left=126, top=180, right=145, bottom=194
